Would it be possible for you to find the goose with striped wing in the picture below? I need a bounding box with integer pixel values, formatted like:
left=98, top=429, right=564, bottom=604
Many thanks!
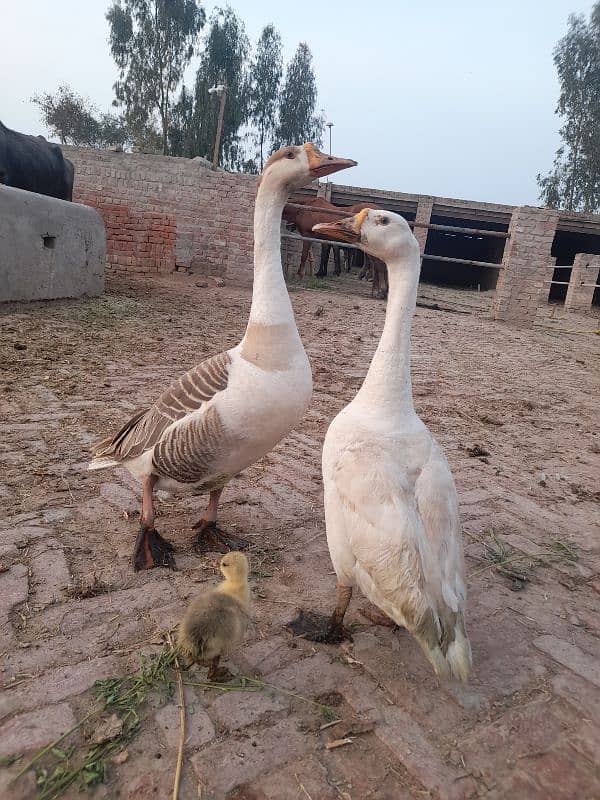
left=89, top=144, right=357, bottom=570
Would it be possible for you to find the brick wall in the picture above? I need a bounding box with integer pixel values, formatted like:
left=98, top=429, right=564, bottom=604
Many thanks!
left=492, top=206, right=559, bottom=326
left=64, top=148, right=597, bottom=325
left=64, top=147, right=257, bottom=285
left=565, top=253, right=600, bottom=315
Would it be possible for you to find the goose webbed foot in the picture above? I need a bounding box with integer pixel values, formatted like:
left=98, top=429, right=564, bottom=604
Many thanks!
left=206, top=657, right=234, bottom=683
left=132, top=525, right=176, bottom=571
left=286, top=609, right=352, bottom=644
left=192, top=520, right=249, bottom=554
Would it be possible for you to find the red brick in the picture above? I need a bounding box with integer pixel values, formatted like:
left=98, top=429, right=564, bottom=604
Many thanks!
left=29, top=538, right=71, bottom=607
left=0, top=655, right=121, bottom=719
left=190, top=717, right=311, bottom=795
left=0, top=564, right=28, bottom=645
left=533, top=635, right=600, bottom=687
left=0, top=702, right=76, bottom=758
left=155, top=686, right=215, bottom=748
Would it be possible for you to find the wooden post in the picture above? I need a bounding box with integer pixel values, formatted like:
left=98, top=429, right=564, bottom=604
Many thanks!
left=212, top=87, right=227, bottom=171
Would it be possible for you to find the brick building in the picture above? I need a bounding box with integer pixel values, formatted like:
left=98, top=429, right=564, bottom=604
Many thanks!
left=64, top=147, right=600, bottom=324
left=64, top=147, right=256, bottom=285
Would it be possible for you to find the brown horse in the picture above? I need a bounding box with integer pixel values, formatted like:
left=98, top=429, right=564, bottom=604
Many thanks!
left=360, top=254, right=388, bottom=299
left=283, top=197, right=385, bottom=280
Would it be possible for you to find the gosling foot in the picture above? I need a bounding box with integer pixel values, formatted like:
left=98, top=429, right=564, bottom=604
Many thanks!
left=132, top=525, right=176, bottom=571
left=205, top=656, right=234, bottom=683
left=192, top=520, right=248, bottom=554
left=286, top=609, right=352, bottom=644
left=206, top=665, right=234, bottom=683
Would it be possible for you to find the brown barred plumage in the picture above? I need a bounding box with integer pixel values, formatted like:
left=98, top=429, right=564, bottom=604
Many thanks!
left=152, top=403, right=228, bottom=484
left=92, top=351, right=231, bottom=465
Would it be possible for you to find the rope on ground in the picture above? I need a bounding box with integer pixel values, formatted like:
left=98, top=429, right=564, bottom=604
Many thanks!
left=167, top=632, right=186, bottom=800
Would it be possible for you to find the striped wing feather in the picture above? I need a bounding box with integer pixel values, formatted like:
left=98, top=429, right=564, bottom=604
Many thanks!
left=92, top=351, right=231, bottom=463
left=152, top=403, right=228, bottom=483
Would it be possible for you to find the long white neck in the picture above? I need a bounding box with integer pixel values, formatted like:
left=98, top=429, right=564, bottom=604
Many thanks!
left=246, top=176, right=294, bottom=326
left=356, top=251, right=420, bottom=413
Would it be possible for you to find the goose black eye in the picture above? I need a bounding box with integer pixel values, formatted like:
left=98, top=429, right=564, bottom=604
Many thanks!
left=381, top=217, right=389, bottom=225
left=286, top=150, right=295, bottom=159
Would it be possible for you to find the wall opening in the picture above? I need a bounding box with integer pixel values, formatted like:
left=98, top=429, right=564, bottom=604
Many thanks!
left=550, top=230, right=600, bottom=303
left=593, top=267, right=600, bottom=307
left=420, top=214, right=507, bottom=290
left=42, top=235, right=56, bottom=249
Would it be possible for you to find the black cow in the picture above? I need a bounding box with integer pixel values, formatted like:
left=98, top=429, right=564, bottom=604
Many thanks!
left=0, top=121, right=74, bottom=201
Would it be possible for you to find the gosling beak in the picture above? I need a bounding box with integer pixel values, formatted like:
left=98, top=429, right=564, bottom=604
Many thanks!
left=313, top=209, right=368, bottom=244
left=304, top=143, right=357, bottom=178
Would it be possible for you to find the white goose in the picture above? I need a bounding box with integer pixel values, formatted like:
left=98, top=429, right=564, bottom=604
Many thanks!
left=308, top=209, right=472, bottom=682
left=89, top=144, right=357, bottom=570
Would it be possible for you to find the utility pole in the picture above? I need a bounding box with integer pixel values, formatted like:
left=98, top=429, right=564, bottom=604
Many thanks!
left=326, top=121, right=334, bottom=183
left=326, top=121, right=334, bottom=155
left=209, top=84, right=227, bottom=170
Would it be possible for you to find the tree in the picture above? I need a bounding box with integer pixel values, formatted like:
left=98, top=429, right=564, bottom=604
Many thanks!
left=32, top=84, right=128, bottom=148
left=186, top=6, right=250, bottom=169
left=273, top=43, right=324, bottom=150
left=538, top=3, right=600, bottom=212
left=249, top=25, right=282, bottom=170
left=106, top=0, right=205, bottom=155
left=169, top=84, right=195, bottom=156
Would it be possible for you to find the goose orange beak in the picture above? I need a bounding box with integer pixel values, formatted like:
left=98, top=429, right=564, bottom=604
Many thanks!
left=304, top=143, right=357, bottom=178
left=313, top=209, right=368, bottom=244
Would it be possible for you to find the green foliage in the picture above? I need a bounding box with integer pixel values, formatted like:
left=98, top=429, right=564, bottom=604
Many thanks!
left=18, top=647, right=176, bottom=800
left=274, top=43, right=325, bottom=150
left=187, top=5, right=251, bottom=169
left=289, top=275, right=334, bottom=291
left=106, top=0, right=205, bottom=154
left=94, top=647, right=175, bottom=715
left=171, top=20, right=325, bottom=170
left=249, top=24, right=283, bottom=170
left=32, top=85, right=127, bottom=148
left=0, top=754, right=22, bottom=768
left=538, top=3, right=600, bottom=212
left=34, top=7, right=327, bottom=168
left=170, top=84, right=196, bottom=156
left=16, top=643, right=343, bottom=800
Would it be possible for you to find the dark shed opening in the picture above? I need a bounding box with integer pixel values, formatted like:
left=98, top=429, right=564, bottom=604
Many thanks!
left=420, top=214, right=508, bottom=290
left=549, top=230, right=600, bottom=303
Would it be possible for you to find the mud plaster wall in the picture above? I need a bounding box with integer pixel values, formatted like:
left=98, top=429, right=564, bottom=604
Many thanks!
left=63, top=147, right=257, bottom=285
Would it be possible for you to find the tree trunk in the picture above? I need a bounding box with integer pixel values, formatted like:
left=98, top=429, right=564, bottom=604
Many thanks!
left=567, top=97, right=585, bottom=211
left=161, top=111, right=168, bottom=156
left=259, top=125, right=264, bottom=171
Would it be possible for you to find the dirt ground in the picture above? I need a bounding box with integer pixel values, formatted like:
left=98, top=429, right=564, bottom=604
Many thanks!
left=1, top=270, right=599, bottom=800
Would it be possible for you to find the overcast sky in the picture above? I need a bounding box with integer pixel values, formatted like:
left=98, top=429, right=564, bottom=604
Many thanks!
left=1, top=0, right=594, bottom=205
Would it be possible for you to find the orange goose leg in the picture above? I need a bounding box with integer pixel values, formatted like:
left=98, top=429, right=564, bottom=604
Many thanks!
left=286, top=584, right=353, bottom=644
left=132, top=474, right=175, bottom=571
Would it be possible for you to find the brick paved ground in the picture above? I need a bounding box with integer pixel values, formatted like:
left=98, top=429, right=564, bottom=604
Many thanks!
left=1, top=272, right=599, bottom=799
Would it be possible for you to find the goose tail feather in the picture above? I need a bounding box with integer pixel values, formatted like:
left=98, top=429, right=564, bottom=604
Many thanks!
left=412, top=609, right=472, bottom=683
left=88, top=456, right=119, bottom=471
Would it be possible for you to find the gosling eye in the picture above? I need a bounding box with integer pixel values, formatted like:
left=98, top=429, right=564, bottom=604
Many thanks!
left=286, top=150, right=295, bottom=159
